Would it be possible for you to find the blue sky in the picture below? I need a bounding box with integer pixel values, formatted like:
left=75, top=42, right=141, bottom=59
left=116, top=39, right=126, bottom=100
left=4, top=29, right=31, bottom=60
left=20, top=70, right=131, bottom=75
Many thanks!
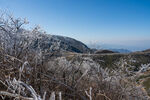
left=0, top=0, right=150, bottom=51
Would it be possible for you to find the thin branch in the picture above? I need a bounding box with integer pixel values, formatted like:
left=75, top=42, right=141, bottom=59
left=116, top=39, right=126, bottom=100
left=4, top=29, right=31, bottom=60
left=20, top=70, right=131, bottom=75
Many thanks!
left=0, top=91, right=33, bottom=100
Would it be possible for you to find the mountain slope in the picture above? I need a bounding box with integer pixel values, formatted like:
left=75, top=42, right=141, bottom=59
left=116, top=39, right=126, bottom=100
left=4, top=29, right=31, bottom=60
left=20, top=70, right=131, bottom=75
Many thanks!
left=109, top=49, right=131, bottom=53
left=29, top=34, right=91, bottom=53
left=143, top=49, right=150, bottom=53
left=52, top=35, right=91, bottom=53
left=0, top=28, right=91, bottom=54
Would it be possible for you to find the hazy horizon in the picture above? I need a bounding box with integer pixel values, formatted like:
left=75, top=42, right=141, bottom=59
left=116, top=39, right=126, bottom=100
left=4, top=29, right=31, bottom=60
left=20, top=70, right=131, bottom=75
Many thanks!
left=0, top=0, right=150, bottom=51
